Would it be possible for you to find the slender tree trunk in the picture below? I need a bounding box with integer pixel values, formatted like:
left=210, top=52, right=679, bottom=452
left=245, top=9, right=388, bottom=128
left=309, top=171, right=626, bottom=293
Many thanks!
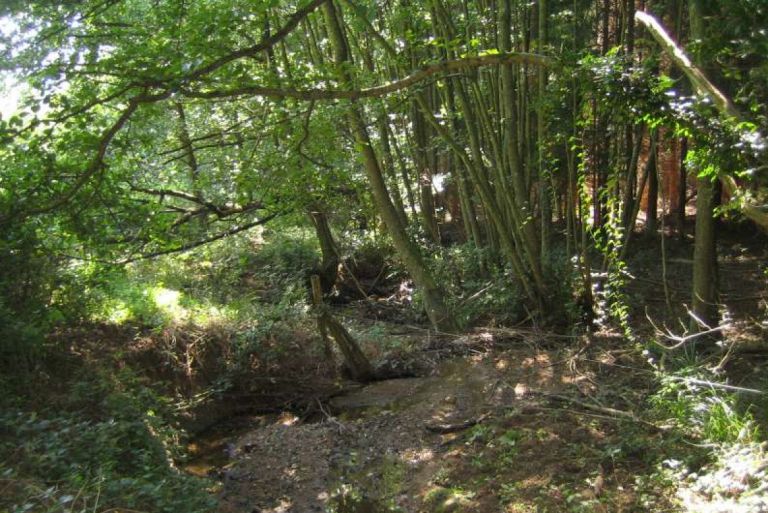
left=413, top=104, right=441, bottom=243
left=623, top=124, right=643, bottom=230
left=677, top=137, right=688, bottom=237
left=308, top=208, right=339, bottom=294
left=688, top=0, right=719, bottom=334
left=691, top=176, right=719, bottom=330
left=322, top=1, right=456, bottom=332
left=388, top=122, right=418, bottom=217
left=538, top=0, right=551, bottom=262
left=378, top=116, right=410, bottom=229
left=645, top=131, right=659, bottom=235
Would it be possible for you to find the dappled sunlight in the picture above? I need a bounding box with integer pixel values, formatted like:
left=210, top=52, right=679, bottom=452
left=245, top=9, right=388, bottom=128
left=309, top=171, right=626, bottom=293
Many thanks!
left=261, top=498, right=293, bottom=513
left=91, top=282, right=240, bottom=327
left=400, top=447, right=435, bottom=465
left=278, top=412, right=300, bottom=426
left=150, top=286, right=184, bottom=319
left=102, top=299, right=131, bottom=324
left=513, top=382, right=530, bottom=398
left=521, top=353, right=555, bottom=386
left=3, top=1, right=766, bottom=512
left=675, top=443, right=768, bottom=512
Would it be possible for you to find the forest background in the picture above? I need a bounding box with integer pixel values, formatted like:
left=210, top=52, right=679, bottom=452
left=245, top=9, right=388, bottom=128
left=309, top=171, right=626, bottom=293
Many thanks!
left=1, top=0, right=767, bottom=512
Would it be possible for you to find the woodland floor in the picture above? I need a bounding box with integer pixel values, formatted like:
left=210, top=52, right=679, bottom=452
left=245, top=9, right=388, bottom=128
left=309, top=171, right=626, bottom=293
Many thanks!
left=177, top=226, right=768, bottom=513
left=17, top=225, right=765, bottom=513
left=188, top=335, right=656, bottom=513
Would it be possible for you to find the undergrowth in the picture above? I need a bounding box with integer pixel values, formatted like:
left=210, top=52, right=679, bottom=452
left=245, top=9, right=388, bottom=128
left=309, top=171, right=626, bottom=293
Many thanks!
left=0, top=370, right=216, bottom=513
left=646, top=352, right=768, bottom=512
left=428, top=242, right=579, bottom=329
left=0, top=230, right=328, bottom=513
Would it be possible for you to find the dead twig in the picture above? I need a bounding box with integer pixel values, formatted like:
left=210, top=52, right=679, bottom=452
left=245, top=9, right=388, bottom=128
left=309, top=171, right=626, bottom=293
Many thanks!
left=425, top=412, right=491, bottom=433
left=537, top=392, right=667, bottom=431
left=316, top=398, right=348, bottom=433
left=646, top=310, right=728, bottom=350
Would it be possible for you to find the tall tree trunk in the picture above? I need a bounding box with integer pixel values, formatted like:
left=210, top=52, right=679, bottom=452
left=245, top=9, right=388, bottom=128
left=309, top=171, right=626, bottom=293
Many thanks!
left=691, top=176, right=719, bottom=330
left=677, top=137, right=688, bottom=237
left=413, top=103, right=441, bottom=244
left=378, top=115, right=410, bottom=229
left=538, top=0, right=551, bottom=262
left=322, top=0, right=456, bottom=332
left=645, top=131, right=659, bottom=235
left=688, top=0, right=719, bottom=334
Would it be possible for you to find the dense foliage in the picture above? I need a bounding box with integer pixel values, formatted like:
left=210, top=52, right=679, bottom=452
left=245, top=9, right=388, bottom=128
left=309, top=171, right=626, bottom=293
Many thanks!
left=1, top=0, right=767, bottom=511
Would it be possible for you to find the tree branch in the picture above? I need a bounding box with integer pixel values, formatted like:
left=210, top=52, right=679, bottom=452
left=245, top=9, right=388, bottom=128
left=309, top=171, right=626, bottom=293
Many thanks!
left=130, top=185, right=264, bottom=219
left=182, top=52, right=553, bottom=101
left=119, top=213, right=279, bottom=264
left=183, top=0, right=330, bottom=82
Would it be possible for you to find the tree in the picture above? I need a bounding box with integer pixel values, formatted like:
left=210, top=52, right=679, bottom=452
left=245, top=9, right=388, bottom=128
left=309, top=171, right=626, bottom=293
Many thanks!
left=1, top=0, right=765, bottom=336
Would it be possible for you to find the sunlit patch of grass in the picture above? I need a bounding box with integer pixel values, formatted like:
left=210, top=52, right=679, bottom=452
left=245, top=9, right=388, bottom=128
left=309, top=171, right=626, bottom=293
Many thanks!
left=651, top=370, right=761, bottom=445
left=423, top=485, right=475, bottom=512
left=91, top=281, right=241, bottom=328
left=665, top=443, right=768, bottom=512
left=646, top=361, right=767, bottom=512
left=101, top=298, right=131, bottom=324
left=150, top=286, right=183, bottom=318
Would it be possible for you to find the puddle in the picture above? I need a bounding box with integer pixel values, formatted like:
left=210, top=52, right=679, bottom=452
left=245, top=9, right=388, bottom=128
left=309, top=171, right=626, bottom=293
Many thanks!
left=182, top=414, right=275, bottom=477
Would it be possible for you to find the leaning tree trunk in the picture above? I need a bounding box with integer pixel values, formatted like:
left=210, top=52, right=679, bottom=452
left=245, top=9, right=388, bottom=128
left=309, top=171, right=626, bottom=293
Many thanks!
left=308, top=207, right=339, bottom=295
left=311, top=276, right=375, bottom=382
left=321, top=0, right=456, bottom=332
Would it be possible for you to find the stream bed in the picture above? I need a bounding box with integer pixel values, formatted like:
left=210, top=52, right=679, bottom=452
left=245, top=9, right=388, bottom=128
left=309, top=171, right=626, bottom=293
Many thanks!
left=182, top=356, right=519, bottom=512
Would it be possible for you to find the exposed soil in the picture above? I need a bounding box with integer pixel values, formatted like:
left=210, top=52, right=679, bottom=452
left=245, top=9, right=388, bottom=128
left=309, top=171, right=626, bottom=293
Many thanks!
left=185, top=333, right=679, bottom=513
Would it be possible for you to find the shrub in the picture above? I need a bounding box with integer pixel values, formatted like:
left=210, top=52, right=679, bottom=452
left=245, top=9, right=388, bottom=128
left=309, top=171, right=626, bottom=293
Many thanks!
left=0, top=358, right=216, bottom=513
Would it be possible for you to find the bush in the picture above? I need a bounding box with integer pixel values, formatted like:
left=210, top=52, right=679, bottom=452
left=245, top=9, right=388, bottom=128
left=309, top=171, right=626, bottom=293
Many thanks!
left=0, top=367, right=216, bottom=513
left=245, top=230, right=320, bottom=293
left=427, top=243, right=529, bottom=328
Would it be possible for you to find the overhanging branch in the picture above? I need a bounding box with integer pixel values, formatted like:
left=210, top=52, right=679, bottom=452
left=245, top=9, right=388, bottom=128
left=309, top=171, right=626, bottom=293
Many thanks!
left=182, top=52, right=554, bottom=101
left=119, top=212, right=279, bottom=264
left=183, top=0, right=329, bottom=82
left=130, top=185, right=265, bottom=221
left=635, top=10, right=768, bottom=232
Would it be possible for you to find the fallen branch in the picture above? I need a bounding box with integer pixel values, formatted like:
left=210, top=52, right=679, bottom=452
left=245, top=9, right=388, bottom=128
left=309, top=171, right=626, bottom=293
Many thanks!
left=664, top=376, right=765, bottom=395
left=535, top=392, right=668, bottom=431
left=425, top=412, right=491, bottom=433
left=316, top=398, right=348, bottom=433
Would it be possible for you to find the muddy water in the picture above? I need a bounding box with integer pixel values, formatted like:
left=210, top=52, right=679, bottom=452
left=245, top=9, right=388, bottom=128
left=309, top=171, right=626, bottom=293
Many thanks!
left=182, top=414, right=276, bottom=477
